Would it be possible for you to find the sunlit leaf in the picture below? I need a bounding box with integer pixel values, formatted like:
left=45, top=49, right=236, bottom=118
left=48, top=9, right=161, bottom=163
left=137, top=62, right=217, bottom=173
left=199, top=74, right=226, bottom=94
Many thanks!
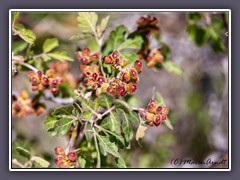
left=136, top=124, right=147, bottom=141
left=13, top=41, right=28, bottom=54
left=117, top=36, right=143, bottom=51
left=43, top=38, right=59, bottom=53
left=77, top=156, right=86, bottom=168
left=31, top=156, right=50, bottom=168
left=77, top=12, right=98, bottom=35
left=14, top=24, right=36, bottom=44
left=16, top=147, right=31, bottom=160
left=162, top=61, right=182, bottom=75
left=48, top=50, right=73, bottom=61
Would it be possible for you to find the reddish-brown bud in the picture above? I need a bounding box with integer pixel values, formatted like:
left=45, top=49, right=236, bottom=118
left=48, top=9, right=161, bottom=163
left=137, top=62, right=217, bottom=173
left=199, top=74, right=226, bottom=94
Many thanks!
left=112, top=50, right=120, bottom=59
left=144, top=112, right=155, bottom=122
left=92, top=73, right=98, bottom=81
left=80, top=57, right=89, bottom=65
left=55, top=146, right=65, bottom=155
left=31, top=76, right=40, bottom=86
left=103, top=55, right=114, bottom=64
left=84, top=77, right=94, bottom=86
left=156, top=106, right=162, bottom=114
left=31, top=85, right=39, bottom=91
left=59, top=161, right=70, bottom=168
left=107, top=86, right=116, bottom=96
left=82, top=47, right=91, bottom=56
left=147, top=103, right=157, bottom=114
left=91, top=82, right=98, bottom=90
left=42, top=76, right=49, bottom=85
left=130, top=68, right=138, bottom=80
left=128, top=83, right=137, bottom=93
left=153, top=114, right=162, bottom=126
left=134, top=60, right=142, bottom=73
left=67, top=152, right=77, bottom=162
left=122, top=71, right=131, bottom=82
left=101, top=83, right=109, bottom=92
left=55, top=156, right=63, bottom=165
left=98, top=76, right=107, bottom=85
left=116, top=85, right=126, bottom=96
left=51, top=87, right=58, bottom=94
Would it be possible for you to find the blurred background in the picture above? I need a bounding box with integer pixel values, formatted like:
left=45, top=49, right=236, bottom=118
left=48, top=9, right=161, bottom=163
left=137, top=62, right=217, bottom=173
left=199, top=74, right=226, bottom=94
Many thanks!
left=12, top=11, right=229, bottom=168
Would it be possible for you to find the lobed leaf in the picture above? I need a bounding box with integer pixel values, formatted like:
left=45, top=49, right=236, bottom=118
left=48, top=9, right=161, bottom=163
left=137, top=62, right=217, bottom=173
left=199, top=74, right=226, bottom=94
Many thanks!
left=31, top=156, right=50, bottom=168
left=48, top=50, right=74, bottom=61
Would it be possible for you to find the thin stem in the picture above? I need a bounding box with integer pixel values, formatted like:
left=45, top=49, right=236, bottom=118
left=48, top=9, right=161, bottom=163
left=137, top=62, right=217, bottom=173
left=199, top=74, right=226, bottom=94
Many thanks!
left=21, top=62, right=38, bottom=72
left=12, top=159, right=25, bottom=168
left=96, top=106, right=115, bottom=121
left=92, top=128, right=101, bottom=168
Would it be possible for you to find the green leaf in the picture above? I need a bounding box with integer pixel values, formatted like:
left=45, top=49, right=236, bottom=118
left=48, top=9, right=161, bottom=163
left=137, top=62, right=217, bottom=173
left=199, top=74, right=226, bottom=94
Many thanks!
left=164, top=118, right=173, bottom=130
left=114, top=99, right=130, bottom=114
left=48, top=118, right=75, bottom=136
left=97, top=93, right=114, bottom=108
left=81, top=98, right=95, bottom=112
left=187, top=25, right=209, bottom=46
left=162, top=61, right=182, bottom=75
left=44, top=116, right=58, bottom=129
left=48, top=50, right=73, bottom=61
left=136, top=124, right=147, bottom=141
left=99, top=15, right=110, bottom=34
left=43, top=38, right=59, bottom=53
left=77, top=12, right=98, bottom=35
left=115, top=157, right=127, bottom=168
left=85, top=122, right=93, bottom=142
left=129, top=111, right=140, bottom=124
left=155, top=91, right=165, bottom=106
left=12, top=12, right=20, bottom=24
left=102, top=25, right=126, bottom=55
left=52, top=104, right=74, bottom=116
left=13, top=41, right=28, bottom=54
left=14, top=24, right=36, bottom=44
left=116, top=109, right=133, bottom=142
left=97, top=135, right=120, bottom=157
left=16, top=147, right=31, bottom=160
left=31, top=156, right=50, bottom=168
left=77, top=156, right=86, bottom=168
left=117, top=36, right=143, bottom=51
left=120, top=51, right=139, bottom=66
left=70, top=33, right=93, bottom=40
left=101, top=112, right=119, bottom=133
left=211, top=16, right=224, bottom=32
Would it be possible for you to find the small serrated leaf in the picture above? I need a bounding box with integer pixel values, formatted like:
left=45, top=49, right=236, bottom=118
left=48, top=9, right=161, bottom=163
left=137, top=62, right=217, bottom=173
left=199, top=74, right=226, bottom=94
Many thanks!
left=12, top=12, right=20, bottom=24
left=162, top=61, right=182, bottom=75
left=99, top=15, right=110, bottom=34
left=43, top=38, right=59, bottom=53
left=31, top=156, right=50, bottom=168
left=117, top=36, right=143, bottom=51
left=48, top=50, right=73, bottom=61
left=14, top=24, right=36, bottom=44
left=77, top=156, right=86, bottom=168
left=115, top=157, right=127, bottom=168
left=44, top=116, right=58, bottom=129
left=77, top=12, right=98, bottom=35
left=97, top=93, right=114, bottom=108
left=97, top=135, right=120, bottom=158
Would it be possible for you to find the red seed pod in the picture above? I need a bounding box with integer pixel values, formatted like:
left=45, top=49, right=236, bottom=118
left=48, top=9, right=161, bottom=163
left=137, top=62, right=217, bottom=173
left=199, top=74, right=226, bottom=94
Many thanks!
left=67, top=152, right=77, bottom=162
left=51, top=79, right=58, bottom=87
left=27, top=71, right=36, bottom=78
left=82, top=47, right=91, bottom=56
left=79, top=64, right=86, bottom=71
left=89, top=53, right=99, bottom=61
left=59, top=161, right=70, bottom=168
left=92, top=73, right=98, bottom=81
left=37, top=70, right=42, bottom=78
left=51, top=87, right=58, bottom=94
left=76, top=51, right=83, bottom=60
left=130, top=68, right=138, bottom=80
left=147, top=103, right=157, bottom=114
left=91, top=82, right=98, bottom=90
left=112, top=50, right=120, bottom=59
left=31, top=76, right=40, bottom=86
left=137, top=16, right=147, bottom=26
left=84, top=77, right=94, bottom=86
left=155, top=106, right=162, bottom=114
left=161, top=106, right=169, bottom=114
left=153, top=114, right=162, bottom=127
left=116, top=85, right=126, bottom=96
left=107, top=86, right=116, bottom=96
left=144, top=112, right=155, bottom=122
left=149, top=100, right=157, bottom=106
left=161, top=113, right=167, bottom=121
left=55, top=156, right=63, bottom=165
left=98, top=76, right=107, bottom=85
left=31, top=85, right=39, bottom=91
left=122, top=71, right=131, bottom=82
left=42, top=76, right=49, bottom=85
left=101, top=83, right=109, bottom=92
left=80, top=57, right=89, bottom=65
left=55, top=146, right=65, bottom=155
left=149, top=16, right=158, bottom=25
left=128, top=83, right=137, bottom=93
left=134, top=60, right=143, bottom=73
left=103, top=55, right=114, bottom=64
